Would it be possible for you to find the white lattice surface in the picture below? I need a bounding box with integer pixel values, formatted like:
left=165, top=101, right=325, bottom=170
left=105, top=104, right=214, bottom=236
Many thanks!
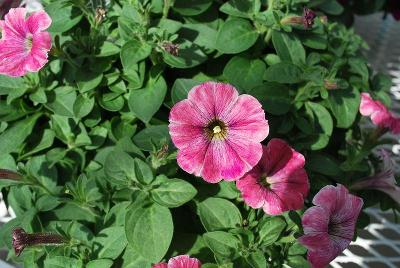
left=330, top=13, right=400, bottom=268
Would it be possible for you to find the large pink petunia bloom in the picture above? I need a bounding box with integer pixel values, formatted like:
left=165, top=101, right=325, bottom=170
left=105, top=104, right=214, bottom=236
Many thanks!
left=359, top=92, right=400, bottom=134
left=152, top=255, right=201, bottom=268
left=298, top=184, right=363, bottom=268
left=169, top=82, right=269, bottom=183
left=352, top=150, right=400, bottom=205
left=0, top=8, right=52, bottom=77
left=236, top=138, right=309, bottom=215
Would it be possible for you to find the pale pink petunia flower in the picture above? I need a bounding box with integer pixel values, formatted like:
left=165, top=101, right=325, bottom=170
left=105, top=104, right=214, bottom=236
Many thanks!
left=236, top=138, right=309, bottom=215
left=359, top=92, right=400, bottom=134
left=0, top=8, right=52, bottom=77
left=352, top=150, right=400, bottom=205
left=152, top=255, right=201, bottom=268
left=298, top=184, right=363, bottom=268
left=169, top=82, right=269, bottom=183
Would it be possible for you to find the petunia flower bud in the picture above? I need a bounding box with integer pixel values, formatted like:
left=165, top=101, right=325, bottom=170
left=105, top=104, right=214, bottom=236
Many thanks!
left=12, top=227, right=67, bottom=256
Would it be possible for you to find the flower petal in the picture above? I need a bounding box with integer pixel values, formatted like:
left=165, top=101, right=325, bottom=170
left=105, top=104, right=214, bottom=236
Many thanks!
left=168, top=255, right=201, bottom=268
left=0, top=39, right=27, bottom=76
left=236, top=167, right=266, bottom=208
left=223, top=94, right=269, bottom=142
left=152, top=263, right=168, bottom=268
left=301, top=206, right=329, bottom=235
left=26, top=10, right=52, bottom=34
left=3, top=8, right=27, bottom=38
left=201, top=140, right=246, bottom=183
left=262, top=190, right=287, bottom=215
left=176, top=137, right=209, bottom=178
left=187, top=81, right=239, bottom=120
left=226, top=138, right=263, bottom=177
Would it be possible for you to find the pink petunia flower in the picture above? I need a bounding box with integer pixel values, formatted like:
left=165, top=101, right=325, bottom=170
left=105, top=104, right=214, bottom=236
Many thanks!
left=236, top=138, right=309, bottom=215
left=0, top=8, right=52, bottom=77
left=298, top=184, right=363, bottom=268
left=359, top=92, right=400, bottom=134
left=352, top=150, right=400, bottom=205
left=169, top=82, right=269, bottom=183
left=152, top=255, right=201, bottom=268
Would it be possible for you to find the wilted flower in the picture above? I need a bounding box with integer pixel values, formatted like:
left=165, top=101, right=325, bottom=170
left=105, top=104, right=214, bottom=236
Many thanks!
left=162, top=42, right=179, bottom=56
left=351, top=150, right=400, bottom=205
left=0, top=8, right=52, bottom=77
left=12, top=227, right=66, bottom=256
left=153, top=255, right=201, bottom=268
left=281, top=7, right=317, bottom=29
left=236, top=139, right=309, bottom=215
left=0, top=169, right=22, bottom=180
left=298, top=184, right=363, bottom=268
left=169, top=82, right=269, bottom=183
left=95, top=7, right=106, bottom=25
left=303, top=8, right=317, bottom=29
left=360, top=93, right=400, bottom=134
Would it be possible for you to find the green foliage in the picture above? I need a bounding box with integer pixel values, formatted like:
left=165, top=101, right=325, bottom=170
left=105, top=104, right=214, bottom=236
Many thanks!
left=0, top=0, right=395, bottom=267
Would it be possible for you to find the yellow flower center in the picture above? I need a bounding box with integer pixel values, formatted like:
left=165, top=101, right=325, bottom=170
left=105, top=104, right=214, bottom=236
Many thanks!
left=25, top=34, right=33, bottom=52
left=205, top=119, right=227, bottom=141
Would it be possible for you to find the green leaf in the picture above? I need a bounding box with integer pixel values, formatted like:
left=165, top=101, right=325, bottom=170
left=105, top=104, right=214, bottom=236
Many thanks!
left=125, top=202, right=173, bottom=263
left=307, top=153, right=341, bottom=177
left=173, top=0, right=213, bottom=16
left=203, top=231, right=240, bottom=258
left=348, top=58, right=369, bottom=84
left=325, top=87, right=360, bottom=128
left=76, top=72, right=103, bottom=93
left=151, top=176, right=197, bottom=208
left=73, top=95, right=95, bottom=119
left=121, top=246, right=151, bottom=268
left=318, top=0, right=344, bottom=15
left=220, top=0, right=255, bottom=18
left=21, top=129, right=55, bottom=158
left=44, top=256, right=83, bottom=268
left=86, top=260, right=113, bottom=268
left=272, top=31, right=306, bottom=65
left=46, top=0, right=82, bottom=33
left=104, top=150, right=136, bottom=185
left=180, top=24, right=217, bottom=50
left=223, top=56, right=266, bottom=91
left=249, top=82, right=291, bottom=115
left=162, top=40, right=208, bottom=69
left=121, top=40, right=152, bottom=71
left=94, top=226, right=128, bottom=259
left=216, top=18, right=258, bottom=54
left=0, top=114, right=40, bottom=155
left=198, top=197, right=242, bottom=231
left=128, top=75, right=167, bottom=123
left=133, top=125, right=170, bottom=151
left=134, top=158, right=154, bottom=185
left=171, top=78, right=201, bottom=104
left=264, top=62, right=302, bottom=84
left=0, top=75, right=24, bottom=94
left=45, top=86, right=77, bottom=117
left=97, top=41, right=121, bottom=57
left=246, top=250, right=267, bottom=268
left=258, top=217, right=286, bottom=246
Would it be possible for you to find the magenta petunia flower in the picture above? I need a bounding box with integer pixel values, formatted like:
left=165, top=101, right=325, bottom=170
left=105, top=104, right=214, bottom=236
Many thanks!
left=352, top=150, right=400, bottom=205
left=169, top=82, right=269, bottom=183
left=236, top=138, right=309, bottom=215
left=298, top=184, right=363, bottom=268
left=359, top=92, right=400, bottom=134
left=152, top=255, right=201, bottom=268
left=0, top=8, right=52, bottom=77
